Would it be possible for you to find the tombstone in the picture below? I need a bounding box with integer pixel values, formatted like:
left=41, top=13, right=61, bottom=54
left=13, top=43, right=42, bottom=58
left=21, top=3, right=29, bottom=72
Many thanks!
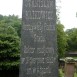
left=19, top=0, right=58, bottom=77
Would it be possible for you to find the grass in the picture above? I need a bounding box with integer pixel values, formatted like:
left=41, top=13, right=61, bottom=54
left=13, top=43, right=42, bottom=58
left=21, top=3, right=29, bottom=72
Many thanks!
left=74, top=72, right=77, bottom=77
left=59, top=69, right=64, bottom=77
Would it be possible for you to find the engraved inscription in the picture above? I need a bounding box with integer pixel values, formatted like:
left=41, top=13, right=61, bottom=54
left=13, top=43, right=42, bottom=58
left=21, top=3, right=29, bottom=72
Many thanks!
left=23, top=57, right=55, bottom=64
left=24, top=46, right=35, bottom=53
left=21, top=58, right=25, bottom=64
left=23, top=22, right=55, bottom=31
left=25, top=0, right=54, bottom=8
left=26, top=67, right=51, bottom=75
left=34, top=35, right=45, bottom=42
left=25, top=11, right=53, bottom=19
left=20, top=0, right=57, bottom=77
left=24, top=46, right=55, bottom=54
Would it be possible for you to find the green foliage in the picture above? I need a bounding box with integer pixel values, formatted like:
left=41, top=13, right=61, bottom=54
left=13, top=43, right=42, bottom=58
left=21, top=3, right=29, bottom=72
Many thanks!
left=57, top=23, right=67, bottom=58
left=56, top=3, right=68, bottom=58
left=0, top=15, right=20, bottom=70
left=59, top=69, right=64, bottom=77
left=66, top=28, right=77, bottom=51
left=0, top=14, right=21, bottom=37
left=0, top=34, right=20, bottom=70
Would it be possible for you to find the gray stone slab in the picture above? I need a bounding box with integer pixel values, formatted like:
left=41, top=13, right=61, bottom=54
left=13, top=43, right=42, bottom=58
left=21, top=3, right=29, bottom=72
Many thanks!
left=19, top=0, right=58, bottom=77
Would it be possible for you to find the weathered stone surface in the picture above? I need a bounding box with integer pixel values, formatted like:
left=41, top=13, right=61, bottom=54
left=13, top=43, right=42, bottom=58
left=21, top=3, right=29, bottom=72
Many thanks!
left=19, top=0, right=58, bottom=77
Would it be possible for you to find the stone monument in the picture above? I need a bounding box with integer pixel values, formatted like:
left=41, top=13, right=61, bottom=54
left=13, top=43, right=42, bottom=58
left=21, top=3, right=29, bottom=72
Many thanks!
left=19, top=0, right=58, bottom=77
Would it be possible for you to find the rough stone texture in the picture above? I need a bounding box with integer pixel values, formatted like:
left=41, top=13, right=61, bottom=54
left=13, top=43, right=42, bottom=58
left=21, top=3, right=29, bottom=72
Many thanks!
left=64, top=63, right=75, bottom=77
left=19, top=0, right=58, bottom=77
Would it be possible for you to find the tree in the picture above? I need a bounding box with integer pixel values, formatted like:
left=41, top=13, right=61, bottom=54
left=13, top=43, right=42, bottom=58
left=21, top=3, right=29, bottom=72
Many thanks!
left=66, top=28, right=77, bottom=51
left=0, top=17, right=20, bottom=70
left=0, top=34, right=20, bottom=70
left=0, top=14, right=21, bottom=37
left=57, top=23, right=67, bottom=58
left=6, top=15, right=22, bottom=37
left=56, top=1, right=67, bottom=58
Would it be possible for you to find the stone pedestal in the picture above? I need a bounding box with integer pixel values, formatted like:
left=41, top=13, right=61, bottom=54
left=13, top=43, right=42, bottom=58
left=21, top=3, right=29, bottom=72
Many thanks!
left=64, top=57, right=75, bottom=77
